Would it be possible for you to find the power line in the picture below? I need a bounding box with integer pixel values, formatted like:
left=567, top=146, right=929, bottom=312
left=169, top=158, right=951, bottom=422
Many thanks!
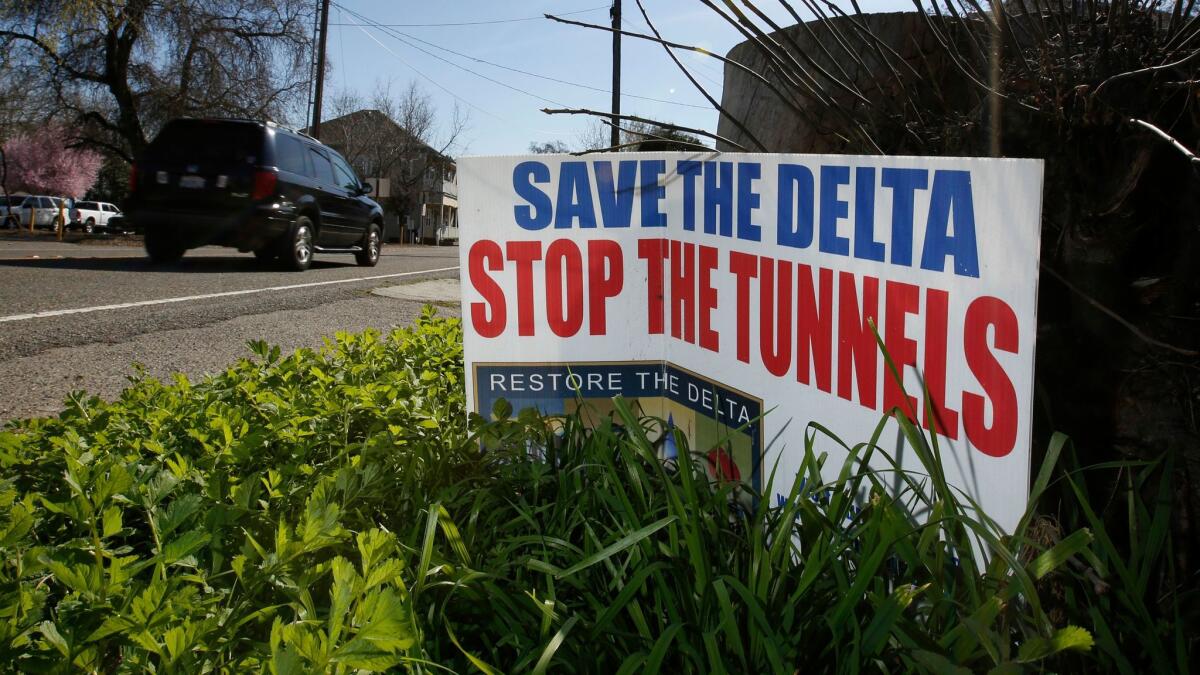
left=336, top=3, right=572, bottom=108
left=328, top=5, right=607, bottom=27
left=347, top=18, right=577, bottom=144
left=349, top=22, right=507, bottom=121
left=386, top=16, right=711, bottom=110
left=333, top=3, right=713, bottom=111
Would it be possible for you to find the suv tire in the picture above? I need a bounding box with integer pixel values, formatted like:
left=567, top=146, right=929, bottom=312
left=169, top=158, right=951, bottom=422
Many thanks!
left=280, top=215, right=315, bottom=271
left=145, top=227, right=186, bottom=263
left=355, top=223, right=381, bottom=267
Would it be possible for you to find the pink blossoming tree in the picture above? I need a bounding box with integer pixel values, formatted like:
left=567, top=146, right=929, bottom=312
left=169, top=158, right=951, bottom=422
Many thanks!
left=2, top=126, right=103, bottom=198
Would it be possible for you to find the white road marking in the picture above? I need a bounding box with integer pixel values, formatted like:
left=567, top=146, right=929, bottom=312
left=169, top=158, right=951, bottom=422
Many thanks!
left=0, top=265, right=461, bottom=324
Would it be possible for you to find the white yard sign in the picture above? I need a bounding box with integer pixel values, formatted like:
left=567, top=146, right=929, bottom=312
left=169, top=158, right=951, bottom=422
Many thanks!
left=458, top=152, right=1043, bottom=532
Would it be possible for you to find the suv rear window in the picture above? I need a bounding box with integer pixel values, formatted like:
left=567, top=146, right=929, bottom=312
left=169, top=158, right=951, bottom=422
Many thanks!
left=144, top=120, right=266, bottom=165
left=77, top=202, right=97, bottom=210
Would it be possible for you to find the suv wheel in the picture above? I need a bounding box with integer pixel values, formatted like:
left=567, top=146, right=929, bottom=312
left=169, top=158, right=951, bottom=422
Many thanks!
left=281, top=215, right=315, bottom=271
left=84, top=218, right=95, bottom=234
left=355, top=224, right=381, bottom=267
left=145, top=227, right=185, bottom=264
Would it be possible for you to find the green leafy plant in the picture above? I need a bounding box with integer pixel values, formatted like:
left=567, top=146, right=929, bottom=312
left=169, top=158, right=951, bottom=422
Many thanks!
left=0, top=306, right=1189, bottom=672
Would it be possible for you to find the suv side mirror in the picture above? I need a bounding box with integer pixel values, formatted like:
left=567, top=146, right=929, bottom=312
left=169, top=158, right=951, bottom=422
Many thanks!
left=359, top=182, right=372, bottom=195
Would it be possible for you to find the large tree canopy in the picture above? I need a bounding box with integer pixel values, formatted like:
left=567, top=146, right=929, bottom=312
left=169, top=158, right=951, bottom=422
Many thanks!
left=0, top=0, right=312, bottom=160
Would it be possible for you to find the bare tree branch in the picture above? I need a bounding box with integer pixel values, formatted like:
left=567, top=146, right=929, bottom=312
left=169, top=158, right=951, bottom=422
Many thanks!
left=1, top=0, right=312, bottom=158
left=1128, top=117, right=1200, bottom=165
left=1093, top=50, right=1200, bottom=102
left=542, top=108, right=749, bottom=150
left=0, top=30, right=107, bottom=84
left=544, top=12, right=811, bottom=119
left=1042, top=264, right=1199, bottom=357
left=632, top=0, right=768, bottom=152
left=587, top=118, right=712, bottom=154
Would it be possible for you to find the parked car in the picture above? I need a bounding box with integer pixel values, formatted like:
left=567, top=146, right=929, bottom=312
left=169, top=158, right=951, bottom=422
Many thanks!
left=104, top=214, right=132, bottom=234
left=2, top=195, right=67, bottom=230
left=69, top=201, right=123, bottom=233
left=126, top=118, right=384, bottom=270
left=0, top=195, right=23, bottom=228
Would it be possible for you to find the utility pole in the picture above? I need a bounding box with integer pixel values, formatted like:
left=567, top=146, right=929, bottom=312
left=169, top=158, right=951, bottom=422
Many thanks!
left=310, top=0, right=331, bottom=139
left=610, top=0, right=621, bottom=148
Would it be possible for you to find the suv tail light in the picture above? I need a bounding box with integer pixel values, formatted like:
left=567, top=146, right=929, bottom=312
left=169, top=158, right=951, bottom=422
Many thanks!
left=128, top=163, right=137, bottom=192
left=252, top=170, right=278, bottom=200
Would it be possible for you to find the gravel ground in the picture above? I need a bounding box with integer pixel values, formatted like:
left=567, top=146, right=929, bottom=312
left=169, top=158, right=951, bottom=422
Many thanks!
left=0, top=239, right=462, bottom=422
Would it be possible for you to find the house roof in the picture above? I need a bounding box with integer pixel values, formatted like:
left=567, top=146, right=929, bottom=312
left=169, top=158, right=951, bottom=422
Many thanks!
left=305, top=109, right=453, bottom=163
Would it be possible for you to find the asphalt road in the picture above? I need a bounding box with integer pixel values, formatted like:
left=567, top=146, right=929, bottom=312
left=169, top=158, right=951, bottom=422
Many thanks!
left=0, top=236, right=461, bottom=422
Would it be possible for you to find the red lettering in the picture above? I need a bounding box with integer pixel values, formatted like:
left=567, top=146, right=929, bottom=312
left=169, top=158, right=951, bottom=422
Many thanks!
left=837, top=272, right=879, bottom=410
left=638, top=238, right=668, bottom=334
left=505, top=241, right=542, bottom=336
left=963, top=296, right=1019, bottom=457
left=468, top=239, right=506, bottom=338
left=545, top=240, right=584, bottom=337
left=883, top=281, right=920, bottom=422
left=587, top=240, right=623, bottom=335
left=797, top=265, right=833, bottom=393
left=670, top=240, right=695, bottom=343
left=923, top=289, right=959, bottom=438
left=698, top=245, right=720, bottom=352
left=729, top=251, right=758, bottom=364
left=760, top=258, right=792, bottom=376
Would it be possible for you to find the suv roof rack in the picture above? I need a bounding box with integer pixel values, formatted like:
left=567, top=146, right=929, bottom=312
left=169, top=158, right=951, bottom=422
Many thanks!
left=171, top=115, right=321, bottom=143
left=263, top=120, right=318, bottom=142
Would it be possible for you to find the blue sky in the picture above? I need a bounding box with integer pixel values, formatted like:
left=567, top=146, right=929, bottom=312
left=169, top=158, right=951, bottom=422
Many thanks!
left=326, top=1, right=910, bottom=156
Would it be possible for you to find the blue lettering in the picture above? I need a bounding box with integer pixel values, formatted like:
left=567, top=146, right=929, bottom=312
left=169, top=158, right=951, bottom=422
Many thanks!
left=736, top=162, right=762, bottom=241
left=921, top=170, right=980, bottom=277
left=513, top=161, right=552, bottom=230
left=881, top=168, right=927, bottom=267
left=640, top=160, right=667, bottom=228
left=555, top=161, right=596, bottom=229
left=854, top=167, right=884, bottom=262
left=704, top=161, right=733, bottom=236
left=678, top=160, right=702, bottom=231
left=593, top=160, right=637, bottom=228
left=777, top=163, right=814, bottom=248
left=819, top=165, right=850, bottom=255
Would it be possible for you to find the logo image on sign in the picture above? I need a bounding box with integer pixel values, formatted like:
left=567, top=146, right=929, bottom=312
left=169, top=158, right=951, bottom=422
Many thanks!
left=475, top=361, right=765, bottom=491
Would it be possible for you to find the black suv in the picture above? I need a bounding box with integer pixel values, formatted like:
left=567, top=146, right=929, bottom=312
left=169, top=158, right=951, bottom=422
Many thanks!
left=126, top=118, right=384, bottom=270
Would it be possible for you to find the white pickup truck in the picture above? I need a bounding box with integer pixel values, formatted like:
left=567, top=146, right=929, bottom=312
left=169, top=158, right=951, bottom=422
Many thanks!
left=70, top=201, right=123, bottom=233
